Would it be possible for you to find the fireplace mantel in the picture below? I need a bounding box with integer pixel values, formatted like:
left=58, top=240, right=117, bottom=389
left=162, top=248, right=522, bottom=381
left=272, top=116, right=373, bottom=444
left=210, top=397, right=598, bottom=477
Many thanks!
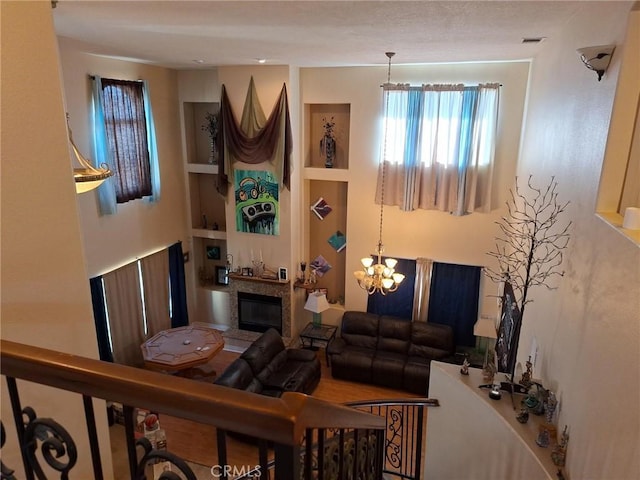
left=228, top=275, right=292, bottom=338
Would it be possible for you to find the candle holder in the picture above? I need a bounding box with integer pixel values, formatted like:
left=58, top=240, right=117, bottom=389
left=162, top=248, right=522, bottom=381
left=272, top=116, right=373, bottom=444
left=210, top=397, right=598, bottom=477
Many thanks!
left=252, top=260, right=264, bottom=278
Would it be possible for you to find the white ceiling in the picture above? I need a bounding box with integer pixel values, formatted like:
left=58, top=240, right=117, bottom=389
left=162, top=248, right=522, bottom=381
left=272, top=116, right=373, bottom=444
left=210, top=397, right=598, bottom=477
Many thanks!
left=53, top=1, right=612, bottom=69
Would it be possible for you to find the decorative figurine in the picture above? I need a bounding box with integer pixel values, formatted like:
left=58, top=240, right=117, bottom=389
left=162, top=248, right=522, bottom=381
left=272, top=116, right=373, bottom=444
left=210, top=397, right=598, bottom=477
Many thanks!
left=460, top=356, right=470, bottom=376
left=516, top=407, right=530, bottom=424
left=482, top=358, right=496, bottom=383
left=521, top=356, right=533, bottom=388
left=300, top=261, right=308, bottom=284
left=551, top=425, right=569, bottom=467
left=536, top=425, right=551, bottom=448
left=320, top=116, right=336, bottom=168
left=545, top=391, right=558, bottom=424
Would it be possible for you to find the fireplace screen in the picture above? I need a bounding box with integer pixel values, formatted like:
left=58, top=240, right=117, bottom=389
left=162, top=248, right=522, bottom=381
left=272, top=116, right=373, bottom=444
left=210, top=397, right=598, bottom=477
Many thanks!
left=238, top=292, right=283, bottom=334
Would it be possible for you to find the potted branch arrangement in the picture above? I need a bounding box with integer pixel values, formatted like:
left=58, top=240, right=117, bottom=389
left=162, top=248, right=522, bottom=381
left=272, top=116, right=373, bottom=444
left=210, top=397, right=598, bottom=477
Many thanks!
left=485, top=176, right=572, bottom=379
left=201, top=111, right=219, bottom=164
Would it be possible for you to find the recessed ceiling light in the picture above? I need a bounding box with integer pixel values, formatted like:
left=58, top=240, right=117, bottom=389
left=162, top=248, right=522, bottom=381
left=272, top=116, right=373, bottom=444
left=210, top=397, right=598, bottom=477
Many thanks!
left=522, top=37, right=546, bottom=44
left=256, top=58, right=267, bottom=64
left=192, top=59, right=205, bottom=64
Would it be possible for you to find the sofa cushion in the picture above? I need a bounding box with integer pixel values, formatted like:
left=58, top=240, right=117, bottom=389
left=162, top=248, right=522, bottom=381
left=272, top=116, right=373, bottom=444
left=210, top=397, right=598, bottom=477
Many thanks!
left=341, top=311, right=379, bottom=349
left=409, top=322, right=454, bottom=359
left=372, top=351, right=407, bottom=390
left=403, top=357, right=431, bottom=395
left=377, top=316, right=411, bottom=354
left=331, top=347, right=374, bottom=383
left=241, top=328, right=285, bottom=375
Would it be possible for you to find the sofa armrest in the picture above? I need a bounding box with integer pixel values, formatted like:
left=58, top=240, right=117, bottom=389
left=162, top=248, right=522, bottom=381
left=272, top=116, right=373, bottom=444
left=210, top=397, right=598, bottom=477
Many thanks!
left=326, top=337, right=346, bottom=356
left=286, top=348, right=317, bottom=362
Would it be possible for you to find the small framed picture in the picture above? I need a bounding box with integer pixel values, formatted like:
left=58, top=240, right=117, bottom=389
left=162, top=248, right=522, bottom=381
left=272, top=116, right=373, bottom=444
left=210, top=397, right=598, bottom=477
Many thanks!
left=206, top=245, right=221, bottom=260
left=216, top=266, right=229, bottom=285
left=278, top=267, right=288, bottom=282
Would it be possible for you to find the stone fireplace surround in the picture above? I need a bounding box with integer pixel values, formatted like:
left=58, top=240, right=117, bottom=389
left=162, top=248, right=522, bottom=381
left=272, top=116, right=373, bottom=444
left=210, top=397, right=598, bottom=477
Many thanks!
left=227, top=275, right=291, bottom=340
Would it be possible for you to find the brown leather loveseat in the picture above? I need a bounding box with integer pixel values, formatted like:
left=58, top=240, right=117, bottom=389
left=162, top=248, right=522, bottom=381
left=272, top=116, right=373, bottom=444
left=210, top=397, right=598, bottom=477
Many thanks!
left=327, top=311, right=454, bottom=394
left=215, top=328, right=321, bottom=397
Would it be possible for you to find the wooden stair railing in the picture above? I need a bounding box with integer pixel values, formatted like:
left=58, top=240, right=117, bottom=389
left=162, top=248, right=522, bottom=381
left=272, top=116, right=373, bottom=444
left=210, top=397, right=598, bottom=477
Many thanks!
left=0, top=339, right=385, bottom=480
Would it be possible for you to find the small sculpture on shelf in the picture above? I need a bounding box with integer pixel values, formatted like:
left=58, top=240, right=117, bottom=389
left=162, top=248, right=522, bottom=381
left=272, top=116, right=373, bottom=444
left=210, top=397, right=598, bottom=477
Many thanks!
left=482, top=352, right=497, bottom=383
left=521, top=356, right=533, bottom=388
left=460, top=356, right=470, bottom=376
left=516, top=407, right=530, bottom=424
left=319, top=116, right=336, bottom=168
left=201, top=111, right=219, bottom=165
left=545, top=391, right=558, bottom=424
left=551, top=425, right=569, bottom=467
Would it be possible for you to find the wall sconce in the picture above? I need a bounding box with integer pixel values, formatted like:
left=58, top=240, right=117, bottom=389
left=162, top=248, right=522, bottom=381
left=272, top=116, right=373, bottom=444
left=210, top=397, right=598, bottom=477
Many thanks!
left=577, top=45, right=615, bottom=81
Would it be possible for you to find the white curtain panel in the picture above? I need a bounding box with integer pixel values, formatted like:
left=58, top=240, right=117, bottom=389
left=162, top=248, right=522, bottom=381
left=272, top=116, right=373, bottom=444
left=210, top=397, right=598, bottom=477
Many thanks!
left=103, top=262, right=145, bottom=367
left=141, top=249, right=171, bottom=338
left=412, top=257, right=434, bottom=322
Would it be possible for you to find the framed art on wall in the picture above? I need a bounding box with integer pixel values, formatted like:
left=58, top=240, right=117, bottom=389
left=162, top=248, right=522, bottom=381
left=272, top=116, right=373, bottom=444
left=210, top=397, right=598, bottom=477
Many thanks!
left=216, top=266, right=229, bottom=285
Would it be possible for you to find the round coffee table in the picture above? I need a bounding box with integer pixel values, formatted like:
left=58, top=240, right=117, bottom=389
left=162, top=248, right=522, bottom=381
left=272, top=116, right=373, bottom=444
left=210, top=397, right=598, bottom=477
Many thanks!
left=141, top=325, right=224, bottom=377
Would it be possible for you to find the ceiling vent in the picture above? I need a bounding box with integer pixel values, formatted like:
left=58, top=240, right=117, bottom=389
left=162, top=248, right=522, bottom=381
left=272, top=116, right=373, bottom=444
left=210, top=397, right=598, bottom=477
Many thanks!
left=522, top=37, right=546, bottom=44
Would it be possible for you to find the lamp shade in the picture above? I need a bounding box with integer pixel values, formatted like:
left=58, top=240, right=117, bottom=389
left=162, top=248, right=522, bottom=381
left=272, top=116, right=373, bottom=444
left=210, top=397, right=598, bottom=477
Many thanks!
left=474, top=316, right=498, bottom=339
left=304, top=292, right=330, bottom=314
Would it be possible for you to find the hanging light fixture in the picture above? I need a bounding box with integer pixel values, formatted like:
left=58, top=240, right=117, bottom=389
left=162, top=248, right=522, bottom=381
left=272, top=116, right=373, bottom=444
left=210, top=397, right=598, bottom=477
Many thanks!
left=353, top=52, right=405, bottom=296
left=67, top=114, right=113, bottom=194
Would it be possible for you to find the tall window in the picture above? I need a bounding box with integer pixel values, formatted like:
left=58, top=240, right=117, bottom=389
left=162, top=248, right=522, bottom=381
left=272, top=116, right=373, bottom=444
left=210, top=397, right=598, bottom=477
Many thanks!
left=378, top=83, right=500, bottom=215
left=101, top=78, right=152, bottom=203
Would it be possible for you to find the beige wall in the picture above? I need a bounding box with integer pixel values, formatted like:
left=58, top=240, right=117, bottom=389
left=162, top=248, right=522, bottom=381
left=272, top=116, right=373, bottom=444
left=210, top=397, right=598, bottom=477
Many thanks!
left=515, top=3, right=639, bottom=479
left=57, top=36, right=188, bottom=277
left=0, top=2, right=113, bottom=477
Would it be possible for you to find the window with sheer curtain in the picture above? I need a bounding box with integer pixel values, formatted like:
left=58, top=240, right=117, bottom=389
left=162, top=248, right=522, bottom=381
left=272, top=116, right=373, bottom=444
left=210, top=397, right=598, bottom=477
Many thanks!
left=91, top=76, right=161, bottom=214
left=377, top=83, right=500, bottom=215
left=101, top=78, right=152, bottom=203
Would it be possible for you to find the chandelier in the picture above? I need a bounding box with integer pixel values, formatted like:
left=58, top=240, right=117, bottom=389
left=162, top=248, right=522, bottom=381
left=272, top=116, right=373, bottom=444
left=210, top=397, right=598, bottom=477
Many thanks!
left=67, top=114, right=113, bottom=194
left=353, top=52, right=405, bottom=295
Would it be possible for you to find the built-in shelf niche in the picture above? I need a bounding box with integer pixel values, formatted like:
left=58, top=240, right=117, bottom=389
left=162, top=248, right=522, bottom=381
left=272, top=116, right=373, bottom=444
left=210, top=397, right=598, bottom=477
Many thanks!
left=183, top=101, right=220, bottom=165
left=188, top=172, right=225, bottom=232
left=308, top=180, right=348, bottom=304
left=305, top=103, right=350, bottom=170
left=193, top=236, right=227, bottom=291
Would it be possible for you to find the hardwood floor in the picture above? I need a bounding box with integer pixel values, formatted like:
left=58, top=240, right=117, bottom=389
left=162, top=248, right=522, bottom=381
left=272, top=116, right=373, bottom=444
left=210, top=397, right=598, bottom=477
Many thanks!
left=110, top=348, right=421, bottom=478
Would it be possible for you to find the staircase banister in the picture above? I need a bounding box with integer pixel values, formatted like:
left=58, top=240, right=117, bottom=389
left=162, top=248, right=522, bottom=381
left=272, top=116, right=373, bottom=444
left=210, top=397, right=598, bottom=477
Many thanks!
left=280, top=392, right=386, bottom=440
left=0, top=339, right=383, bottom=446
left=345, top=398, right=440, bottom=408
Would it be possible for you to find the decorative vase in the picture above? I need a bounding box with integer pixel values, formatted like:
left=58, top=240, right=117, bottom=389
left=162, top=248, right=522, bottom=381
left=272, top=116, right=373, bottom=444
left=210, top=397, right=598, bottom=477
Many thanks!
left=321, top=135, right=335, bottom=168
left=209, top=138, right=218, bottom=165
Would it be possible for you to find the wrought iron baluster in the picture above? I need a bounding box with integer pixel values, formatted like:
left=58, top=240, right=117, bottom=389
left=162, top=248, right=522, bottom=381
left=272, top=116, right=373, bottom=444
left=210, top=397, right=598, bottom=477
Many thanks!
left=123, top=405, right=137, bottom=479
left=81, top=395, right=103, bottom=480
left=21, top=406, right=78, bottom=479
left=134, top=437, right=196, bottom=480
left=216, top=429, right=228, bottom=480
left=1, top=421, right=17, bottom=480
left=6, top=377, right=34, bottom=480
left=258, top=439, right=269, bottom=480
left=303, top=428, right=313, bottom=480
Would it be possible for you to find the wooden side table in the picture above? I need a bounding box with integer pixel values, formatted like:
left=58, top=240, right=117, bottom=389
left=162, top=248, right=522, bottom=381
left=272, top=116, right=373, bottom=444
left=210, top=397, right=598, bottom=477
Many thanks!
left=299, top=322, right=337, bottom=366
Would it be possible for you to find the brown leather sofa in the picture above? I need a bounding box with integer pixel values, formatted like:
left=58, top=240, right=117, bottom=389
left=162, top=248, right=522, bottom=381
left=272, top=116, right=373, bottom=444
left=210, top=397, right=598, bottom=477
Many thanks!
left=215, top=328, right=321, bottom=397
left=327, top=311, right=454, bottom=395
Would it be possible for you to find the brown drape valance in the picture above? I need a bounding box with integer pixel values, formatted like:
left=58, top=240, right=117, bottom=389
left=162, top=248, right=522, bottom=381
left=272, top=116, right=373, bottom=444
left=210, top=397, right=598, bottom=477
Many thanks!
left=217, top=79, right=292, bottom=195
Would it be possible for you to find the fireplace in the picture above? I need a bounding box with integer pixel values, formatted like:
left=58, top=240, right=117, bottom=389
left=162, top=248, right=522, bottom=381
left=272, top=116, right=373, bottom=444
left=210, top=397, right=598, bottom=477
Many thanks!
left=238, top=291, right=283, bottom=334
left=228, top=276, right=292, bottom=339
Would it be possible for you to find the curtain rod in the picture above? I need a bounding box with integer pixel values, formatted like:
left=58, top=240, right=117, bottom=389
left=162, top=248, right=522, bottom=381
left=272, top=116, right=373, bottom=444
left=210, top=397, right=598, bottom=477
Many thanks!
left=88, top=75, right=143, bottom=82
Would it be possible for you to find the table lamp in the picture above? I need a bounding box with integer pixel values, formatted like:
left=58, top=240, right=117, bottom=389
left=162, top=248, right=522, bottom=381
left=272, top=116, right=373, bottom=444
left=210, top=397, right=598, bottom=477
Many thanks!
left=304, top=291, right=330, bottom=327
left=474, top=315, right=498, bottom=368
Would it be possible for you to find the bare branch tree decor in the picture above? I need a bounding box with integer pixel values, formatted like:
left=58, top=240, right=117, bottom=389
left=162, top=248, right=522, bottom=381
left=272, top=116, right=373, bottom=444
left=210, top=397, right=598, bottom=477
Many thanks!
left=486, top=176, right=571, bottom=375
left=486, top=176, right=572, bottom=315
